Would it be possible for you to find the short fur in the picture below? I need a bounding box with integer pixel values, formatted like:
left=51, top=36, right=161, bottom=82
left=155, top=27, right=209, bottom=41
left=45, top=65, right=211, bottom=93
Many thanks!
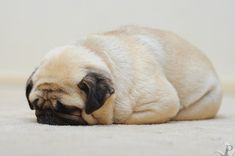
left=26, top=25, right=222, bottom=125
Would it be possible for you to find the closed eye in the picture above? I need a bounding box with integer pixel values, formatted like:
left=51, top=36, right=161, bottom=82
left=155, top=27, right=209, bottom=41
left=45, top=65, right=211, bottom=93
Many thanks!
left=55, top=101, right=81, bottom=114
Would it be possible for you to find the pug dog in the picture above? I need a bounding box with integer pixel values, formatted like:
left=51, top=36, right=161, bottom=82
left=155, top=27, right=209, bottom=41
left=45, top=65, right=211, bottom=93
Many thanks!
left=26, top=25, right=222, bottom=125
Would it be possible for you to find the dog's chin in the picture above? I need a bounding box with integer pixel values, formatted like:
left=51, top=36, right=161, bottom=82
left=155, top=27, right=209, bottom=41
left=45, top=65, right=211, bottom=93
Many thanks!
left=35, top=109, right=87, bottom=125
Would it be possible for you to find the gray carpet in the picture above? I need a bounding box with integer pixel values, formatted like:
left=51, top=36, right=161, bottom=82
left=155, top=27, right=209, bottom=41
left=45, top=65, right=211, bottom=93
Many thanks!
left=0, top=85, right=234, bottom=156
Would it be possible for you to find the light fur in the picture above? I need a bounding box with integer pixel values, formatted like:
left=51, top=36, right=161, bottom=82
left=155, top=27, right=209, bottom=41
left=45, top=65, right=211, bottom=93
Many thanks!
left=28, top=25, right=222, bottom=125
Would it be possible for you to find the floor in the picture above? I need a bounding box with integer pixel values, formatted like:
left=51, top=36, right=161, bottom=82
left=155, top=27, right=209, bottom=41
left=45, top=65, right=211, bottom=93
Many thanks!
left=0, top=85, right=235, bottom=156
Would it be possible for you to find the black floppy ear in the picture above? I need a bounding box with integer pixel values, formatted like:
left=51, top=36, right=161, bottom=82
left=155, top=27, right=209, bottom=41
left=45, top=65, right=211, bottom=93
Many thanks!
left=78, top=72, right=115, bottom=114
left=25, top=68, right=37, bottom=110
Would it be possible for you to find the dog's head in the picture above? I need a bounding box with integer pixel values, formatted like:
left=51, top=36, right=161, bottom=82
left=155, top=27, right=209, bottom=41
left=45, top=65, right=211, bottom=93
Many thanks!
left=26, top=45, right=115, bottom=125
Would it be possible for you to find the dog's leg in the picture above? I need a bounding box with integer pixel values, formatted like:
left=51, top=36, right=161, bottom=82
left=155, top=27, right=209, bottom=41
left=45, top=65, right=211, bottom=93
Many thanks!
left=125, top=103, right=179, bottom=124
left=173, top=84, right=222, bottom=121
left=125, top=81, right=181, bottom=124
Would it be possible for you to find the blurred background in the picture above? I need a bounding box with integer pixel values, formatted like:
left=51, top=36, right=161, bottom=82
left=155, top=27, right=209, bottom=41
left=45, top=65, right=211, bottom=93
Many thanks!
left=0, top=0, right=234, bottom=91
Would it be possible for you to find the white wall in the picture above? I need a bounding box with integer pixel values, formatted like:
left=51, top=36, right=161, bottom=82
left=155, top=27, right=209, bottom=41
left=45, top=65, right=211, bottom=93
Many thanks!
left=0, top=0, right=234, bottom=84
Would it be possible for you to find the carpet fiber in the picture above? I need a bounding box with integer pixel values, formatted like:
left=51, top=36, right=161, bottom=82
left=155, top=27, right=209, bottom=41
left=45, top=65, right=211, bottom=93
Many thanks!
left=0, top=85, right=235, bottom=156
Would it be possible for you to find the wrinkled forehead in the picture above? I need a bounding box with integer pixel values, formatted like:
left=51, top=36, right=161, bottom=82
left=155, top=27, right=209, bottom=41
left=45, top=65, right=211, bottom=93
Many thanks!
left=28, top=64, right=86, bottom=108
left=31, top=66, right=86, bottom=92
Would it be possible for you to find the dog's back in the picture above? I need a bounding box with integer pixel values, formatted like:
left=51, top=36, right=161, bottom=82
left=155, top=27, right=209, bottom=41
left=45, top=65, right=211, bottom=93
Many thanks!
left=87, top=25, right=222, bottom=121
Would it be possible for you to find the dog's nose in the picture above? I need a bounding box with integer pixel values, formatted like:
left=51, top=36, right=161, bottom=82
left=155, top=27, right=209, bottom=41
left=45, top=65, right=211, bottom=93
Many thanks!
left=36, top=109, right=61, bottom=125
left=35, top=109, right=87, bottom=125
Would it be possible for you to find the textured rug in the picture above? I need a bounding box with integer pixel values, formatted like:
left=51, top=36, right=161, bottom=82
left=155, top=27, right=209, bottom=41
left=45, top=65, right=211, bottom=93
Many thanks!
left=0, top=85, right=234, bottom=156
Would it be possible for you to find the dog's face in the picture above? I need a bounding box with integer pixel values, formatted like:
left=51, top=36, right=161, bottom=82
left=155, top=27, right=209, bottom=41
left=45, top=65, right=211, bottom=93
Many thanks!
left=25, top=46, right=114, bottom=125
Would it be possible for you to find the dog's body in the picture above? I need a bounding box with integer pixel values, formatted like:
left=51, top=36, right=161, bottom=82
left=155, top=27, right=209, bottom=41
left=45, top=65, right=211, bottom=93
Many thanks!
left=26, top=26, right=222, bottom=125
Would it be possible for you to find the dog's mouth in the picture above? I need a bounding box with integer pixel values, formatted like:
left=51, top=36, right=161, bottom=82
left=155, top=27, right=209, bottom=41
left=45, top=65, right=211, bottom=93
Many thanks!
left=35, top=109, right=87, bottom=125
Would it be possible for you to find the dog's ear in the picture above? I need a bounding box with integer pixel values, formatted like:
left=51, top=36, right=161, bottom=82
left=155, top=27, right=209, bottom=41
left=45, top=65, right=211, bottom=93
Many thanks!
left=25, top=68, right=37, bottom=110
left=78, top=72, right=115, bottom=114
